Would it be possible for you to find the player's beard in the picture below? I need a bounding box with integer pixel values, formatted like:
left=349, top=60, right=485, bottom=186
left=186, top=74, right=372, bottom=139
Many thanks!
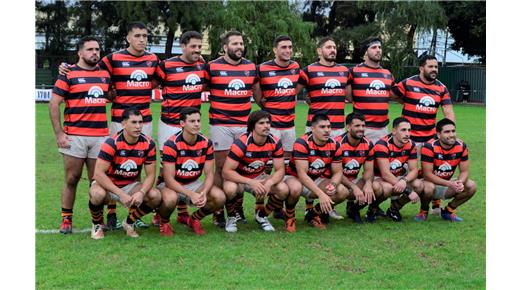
left=84, top=57, right=99, bottom=67
left=368, top=54, right=381, bottom=64
left=424, top=71, right=437, bottom=82
left=323, top=54, right=336, bottom=62
left=350, top=130, right=363, bottom=140
left=227, top=49, right=243, bottom=61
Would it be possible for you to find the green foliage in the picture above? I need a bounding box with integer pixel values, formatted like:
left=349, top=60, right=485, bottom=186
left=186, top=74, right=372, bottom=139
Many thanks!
left=205, top=1, right=315, bottom=64
left=441, top=1, right=486, bottom=63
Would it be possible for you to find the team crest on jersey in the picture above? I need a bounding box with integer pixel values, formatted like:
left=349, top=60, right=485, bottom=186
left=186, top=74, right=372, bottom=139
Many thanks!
left=359, top=151, right=365, bottom=157
left=146, top=61, right=152, bottom=67
left=245, top=70, right=250, bottom=76
left=196, top=150, right=203, bottom=156
left=137, top=150, right=144, bottom=157
left=325, top=151, right=331, bottom=157
left=291, top=69, right=296, bottom=74
left=451, top=154, right=457, bottom=159
left=339, top=71, right=345, bottom=76
left=101, top=78, right=106, bottom=83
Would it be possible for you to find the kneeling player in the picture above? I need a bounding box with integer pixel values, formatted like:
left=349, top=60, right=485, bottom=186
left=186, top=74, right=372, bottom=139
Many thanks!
left=285, top=114, right=348, bottom=230
left=157, top=108, right=226, bottom=236
left=372, top=117, right=423, bottom=222
left=336, top=112, right=383, bottom=223
left=415, top=118, right=477, bottom=222
left=222, top=111, right=289, bottom=232
left=88, top=109, right=161, bottom=239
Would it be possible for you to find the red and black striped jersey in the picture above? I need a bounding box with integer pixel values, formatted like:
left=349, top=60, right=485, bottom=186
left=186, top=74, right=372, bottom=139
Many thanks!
left=97, top=131, right=156, bottom=187
left=335, top=133, right=374, bottom=180
left=391, top=75, right=452, bottom=143
left=52, top=65, right=111, bottom=137
left=373, top=135, right=417, bottom=177
left=99, top=49, right=160, bottom=123
left=350, top=63, right=395, bottom=128
left=228, top=132, right=284, bottom=179
left=298, top=62, right=350, bottom=129
left=154, top=56, right=208, bottom=126
left=205, top=57, right=256, bottom=126
left=161, top=132, right=214, bottom=185
left=287, top=133, right=342, bottom=180
left=256, top=60, right=301, bottom=129
left=421, top=139, right=468, bottom=180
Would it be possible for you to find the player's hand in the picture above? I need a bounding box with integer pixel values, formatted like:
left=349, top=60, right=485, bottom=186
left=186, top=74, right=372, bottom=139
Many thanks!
left=408, top=191, right=419, bottom=204
left=352, top=186, right=365, bottom=204
left=56, top=132, right=72, bottom=149
left=249, top=180, right=267, bottom=197
left=119, top=193, right=133, bottom=208
left=393, top=179, right=407, bottom=193
left=131, top=190, right=145, bottom=207
left=318, top=194, right=334, bottom=214
left=58, top=62, right=71, bottom=76
left=194, top=191, right=207, bottom=208
left=454, top=180, right=465, bottom=192
left=364, top=186, right=375, bottom=205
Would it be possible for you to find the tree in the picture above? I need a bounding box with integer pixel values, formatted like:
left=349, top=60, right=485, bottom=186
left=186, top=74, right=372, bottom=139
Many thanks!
left=441, top=1, right=486, bottom=63
left=206, top=1, right=315, bottom=65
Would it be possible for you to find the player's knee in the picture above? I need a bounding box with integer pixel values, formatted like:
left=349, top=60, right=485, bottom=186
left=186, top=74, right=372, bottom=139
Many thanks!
left=466, top=179, right=477, bottom=195
left=334, top=184, right=348, bottom=202
left=160, top=189, right=177, bottom=208
left=65, top=171, right=82, bottom=186
left=274, top=182, right=290, bottom=199
left=147, top=188, right=162, bottom=208
left=210, top=187, right=226, bottom=208
left=89, top=188, right=106, bottom=205
left=372, top=181, right=383, bottom=196
left=412, top=179, right=424, bottom=193
left=223, top=181, right=238, bottom=198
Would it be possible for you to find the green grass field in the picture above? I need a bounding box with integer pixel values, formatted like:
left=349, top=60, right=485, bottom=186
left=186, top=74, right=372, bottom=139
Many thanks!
left=36, top=102, right=485, bottom=289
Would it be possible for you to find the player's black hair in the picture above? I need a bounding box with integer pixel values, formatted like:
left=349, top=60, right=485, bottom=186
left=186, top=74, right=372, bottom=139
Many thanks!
left=273, top=35, right=292, bottom=47
left=127, top=21, right=148, bottom=34
left=345, top=112, right=365, bottom=125
left=436, top=118, right=456, bottom=133
left=392, top=117, right=410, bottom=128
left=360, top=36, right=382, bottom=53
left=311, top=114, right=330, bottom=126
left=180, top=31, right=203, bottom=45
left=247, top=110, right=271, bottom=132
left=122, top=108, right=142, bottom=121
left=419, top=54, right=437, bottom=66
left=180, top=107, right=201, bottom=122
left=317, top=36, right=335, bottom=48
left=221, top=30, right=243, bottom=46
left=77, top=36, right=100, bottom=51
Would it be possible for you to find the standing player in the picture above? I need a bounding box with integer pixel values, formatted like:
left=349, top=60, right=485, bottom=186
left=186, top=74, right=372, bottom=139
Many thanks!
left=391, top=54, right=456, bottom=214
left=252, top=35, right=301, bottom=219
left=153, top=31, right=208, bottom=227
left=60, top=22, right=160, bottom=229
left=297, top=36, right=350, bottom=220
left=372, top=117, right=423, bottom=222
left=335, top=112, right=383, bottom=224
left=285, top=114, right=348, bottom=230
left=415, top=118, right=477, bottom=222
left=205, top=31, right=257, bottom=226
left=88, top=109, right=161, bottom=239
left=346, top=37, right=395, bottom=143
left=49, top=36, right=111, bottom=234
left=156, top=108, right=226, bottom=236
left=222, top=111, right=289, bottom=232
left=297, top=36, right=350, bottom=139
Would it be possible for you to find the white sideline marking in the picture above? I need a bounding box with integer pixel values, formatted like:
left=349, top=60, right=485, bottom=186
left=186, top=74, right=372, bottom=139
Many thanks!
left=36, top=228, right=91, bottom=234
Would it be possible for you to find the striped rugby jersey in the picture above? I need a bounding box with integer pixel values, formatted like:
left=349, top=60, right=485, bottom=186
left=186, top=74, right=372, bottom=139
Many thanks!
left=350, top=63, right=394, bottom=129
left=161, top=132, right=214, bottom=185
left=52, top=64, right=111, bottom=136
left=392, top=75, right=452, bottom=143
left=335, top=133, right=375, bottom=180
left=205, top=57, right=256, bottom=126
left=154, top=56, right=208, bottom=126
left=421, top=139, right=468, bottom=180
left=373, top=135, right=417, bottom=177
left=256, top=60, right=301, bottom=129
left=287, top=133, right=341, bottom=180
left=228, top=132, right=284, bottom=179
left=97, top=131, right=156, bottom=187
left=298, top=62, right=350, bottom=129
left=99, top=49, right=160, bottom=123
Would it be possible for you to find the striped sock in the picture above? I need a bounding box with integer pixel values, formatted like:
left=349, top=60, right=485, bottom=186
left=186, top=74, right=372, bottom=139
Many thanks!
left=192, top=207, right=212, bottom=221
left=61, top=208, right=73, bottom=220
left=88, top=202, right=103, bottom=225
